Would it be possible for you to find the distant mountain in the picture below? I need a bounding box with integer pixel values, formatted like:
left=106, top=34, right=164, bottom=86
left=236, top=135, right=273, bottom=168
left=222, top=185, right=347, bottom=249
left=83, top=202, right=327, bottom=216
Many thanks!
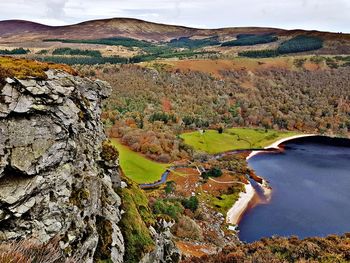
left=0, top=18, right=322, bottom=43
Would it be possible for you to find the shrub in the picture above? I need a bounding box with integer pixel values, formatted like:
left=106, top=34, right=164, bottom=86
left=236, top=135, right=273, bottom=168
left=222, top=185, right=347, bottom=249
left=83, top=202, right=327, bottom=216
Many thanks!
left=182, top=196, right=199, bottom=212
left=101, top=141, right=119, bottom=162
left=173, top=216, right=203, bottom=240
left=201, top=168, right=223, bottom=179
left=152, top=199, right=184, bottom=220
left=0, top=57, right=76, bottom=80
left=165, top=181, right=176, bottom=195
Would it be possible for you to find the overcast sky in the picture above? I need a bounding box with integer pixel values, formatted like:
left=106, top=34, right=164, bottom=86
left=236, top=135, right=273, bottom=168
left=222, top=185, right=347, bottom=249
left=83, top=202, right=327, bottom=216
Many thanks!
left=0, top=0, right=349, bottom=33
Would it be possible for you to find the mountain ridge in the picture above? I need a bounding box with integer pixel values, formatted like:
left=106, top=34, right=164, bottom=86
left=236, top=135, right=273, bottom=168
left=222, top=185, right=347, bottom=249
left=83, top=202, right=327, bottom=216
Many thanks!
left=1, top=17, right=348, bottom=43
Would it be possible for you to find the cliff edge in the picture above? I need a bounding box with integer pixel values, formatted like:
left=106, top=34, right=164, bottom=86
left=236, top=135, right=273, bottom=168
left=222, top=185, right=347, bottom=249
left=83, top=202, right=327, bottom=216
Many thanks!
left=0, top=67, right=124, bottom=262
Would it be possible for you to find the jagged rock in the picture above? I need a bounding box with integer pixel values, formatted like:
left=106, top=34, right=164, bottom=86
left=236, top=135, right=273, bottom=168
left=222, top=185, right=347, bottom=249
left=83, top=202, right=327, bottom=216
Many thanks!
left=140, top=224, right=181, bottom=263
left=0, top=70, right=124, bottom=262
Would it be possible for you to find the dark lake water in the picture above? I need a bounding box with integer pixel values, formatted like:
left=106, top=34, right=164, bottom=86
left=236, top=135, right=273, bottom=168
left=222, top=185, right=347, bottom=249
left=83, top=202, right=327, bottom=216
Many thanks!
left=239, top=136, right=350, bottom=243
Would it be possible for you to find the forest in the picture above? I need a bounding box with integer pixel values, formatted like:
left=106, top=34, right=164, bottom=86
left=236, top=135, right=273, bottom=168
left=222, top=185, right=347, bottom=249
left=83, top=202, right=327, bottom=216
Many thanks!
left=44, top=37, right=153, bottom=48
left=0, top=48, right=29, bottom=55
left=75, top=60, right=350, bottom=163
left=222, top=34, right=278, bottom=47
left=168, top=37, right=220, bottom=49
left=239, top=35, right=323, bottom=57
left=52, top=47, right=102, bottom=57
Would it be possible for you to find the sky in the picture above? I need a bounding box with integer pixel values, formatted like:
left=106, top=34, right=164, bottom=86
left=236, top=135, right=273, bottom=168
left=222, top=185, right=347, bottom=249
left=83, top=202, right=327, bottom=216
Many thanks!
left=0, top=0, right=349, bottom=33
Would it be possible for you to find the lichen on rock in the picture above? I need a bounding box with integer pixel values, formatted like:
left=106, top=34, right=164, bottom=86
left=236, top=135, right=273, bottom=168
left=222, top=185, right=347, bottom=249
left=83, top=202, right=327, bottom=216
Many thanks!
left=0, top=68, right=124, bottom=262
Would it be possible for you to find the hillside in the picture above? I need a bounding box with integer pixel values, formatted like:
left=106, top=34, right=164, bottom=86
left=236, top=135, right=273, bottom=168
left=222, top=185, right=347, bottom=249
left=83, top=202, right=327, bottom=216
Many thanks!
left=0, top=18, right=284, bottom=42
left=1, top=18, right=349, bottom=43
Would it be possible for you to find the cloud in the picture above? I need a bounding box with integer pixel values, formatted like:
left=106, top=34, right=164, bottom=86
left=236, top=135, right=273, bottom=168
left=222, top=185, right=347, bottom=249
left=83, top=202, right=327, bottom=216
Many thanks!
left=0, top=0, right=349, bottom=32
left=46, top=0, right=68, bottom=19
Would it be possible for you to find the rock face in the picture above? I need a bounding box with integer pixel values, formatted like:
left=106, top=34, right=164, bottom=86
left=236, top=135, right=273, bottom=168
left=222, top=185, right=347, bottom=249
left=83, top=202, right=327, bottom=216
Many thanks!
left=0, top=70, right=124, bottom=262
left=141, top=222, right=181, bottom=263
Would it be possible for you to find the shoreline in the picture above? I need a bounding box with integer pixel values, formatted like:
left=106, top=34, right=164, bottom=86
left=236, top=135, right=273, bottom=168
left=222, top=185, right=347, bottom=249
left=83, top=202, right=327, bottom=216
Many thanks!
left=226, top=133, right=317, bottom=226
left=226, top=182, right=256, bottom=225
left=245, top=134, right=318, bottom=160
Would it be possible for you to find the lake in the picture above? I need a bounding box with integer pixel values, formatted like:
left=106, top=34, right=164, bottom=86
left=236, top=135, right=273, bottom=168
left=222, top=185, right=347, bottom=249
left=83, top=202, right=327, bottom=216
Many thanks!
left=239, top=136, right=350, bottom=243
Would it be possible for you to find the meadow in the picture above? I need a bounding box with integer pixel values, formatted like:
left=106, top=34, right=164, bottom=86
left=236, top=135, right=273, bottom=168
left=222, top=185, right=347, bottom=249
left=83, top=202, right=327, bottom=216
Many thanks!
left=110, top=139, right=170, bottom=184
left=180, top=128, right=299, bottom=154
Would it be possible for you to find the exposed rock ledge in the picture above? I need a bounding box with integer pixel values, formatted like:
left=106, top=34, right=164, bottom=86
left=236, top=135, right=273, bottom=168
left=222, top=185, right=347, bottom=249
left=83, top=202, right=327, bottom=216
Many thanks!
left=0, top=70, right=124, bottom=262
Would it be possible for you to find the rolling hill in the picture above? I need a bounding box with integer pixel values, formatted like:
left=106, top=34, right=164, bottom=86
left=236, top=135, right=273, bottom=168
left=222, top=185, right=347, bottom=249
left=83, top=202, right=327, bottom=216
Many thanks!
left=1, top=17, right=348, bottom=43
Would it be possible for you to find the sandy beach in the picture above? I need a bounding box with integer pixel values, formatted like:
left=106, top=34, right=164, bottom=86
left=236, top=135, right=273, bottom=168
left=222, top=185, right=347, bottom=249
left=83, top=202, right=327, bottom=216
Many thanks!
left=226, top=182, right=256, bottom=225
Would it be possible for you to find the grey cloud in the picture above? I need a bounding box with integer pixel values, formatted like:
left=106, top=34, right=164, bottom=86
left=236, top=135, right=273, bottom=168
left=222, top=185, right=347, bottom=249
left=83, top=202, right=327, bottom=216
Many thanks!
left=46, top=0, right=68, bottom=18
left=0, top=0, right=348, bottom=33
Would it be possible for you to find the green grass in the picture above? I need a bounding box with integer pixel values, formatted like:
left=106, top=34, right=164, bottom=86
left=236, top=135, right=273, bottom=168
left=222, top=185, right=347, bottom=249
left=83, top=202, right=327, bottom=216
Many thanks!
left=180, top=128, right=299, bottom=154
left=110, top=139, right=169, bottom=184
left=199, top=189, right=243, bottom=215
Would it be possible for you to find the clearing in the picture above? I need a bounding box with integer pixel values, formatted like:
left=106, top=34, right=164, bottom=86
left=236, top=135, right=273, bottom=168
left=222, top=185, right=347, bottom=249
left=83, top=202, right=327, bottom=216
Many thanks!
left=180, top=128, right=299, bottom=154
left=110, top=139, right=170, bottom=184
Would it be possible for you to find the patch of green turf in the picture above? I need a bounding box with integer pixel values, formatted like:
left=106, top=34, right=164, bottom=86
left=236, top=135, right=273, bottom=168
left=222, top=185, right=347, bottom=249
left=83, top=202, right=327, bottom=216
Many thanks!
left=110, top=139, right=169, bottom=184
left=180, top=128, right=299, bottom=154
left=199, top=189, right=242, bottom=215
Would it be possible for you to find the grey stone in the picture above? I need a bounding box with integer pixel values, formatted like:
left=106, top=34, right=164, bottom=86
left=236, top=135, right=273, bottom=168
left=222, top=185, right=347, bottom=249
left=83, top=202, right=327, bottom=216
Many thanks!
left=13, top=95, right=33, bottom=113
left=0, top=70, right=124, bottom=262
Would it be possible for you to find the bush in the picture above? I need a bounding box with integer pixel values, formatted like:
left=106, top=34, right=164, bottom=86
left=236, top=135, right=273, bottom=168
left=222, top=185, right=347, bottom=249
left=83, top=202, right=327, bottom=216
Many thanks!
left=173, top=216, right=203, bottom=240
left=165, top=181, right=176, bottom=194
left=152, top=199, right=184, bottom=220
left=201, top=168, right=223, bottom=179
left=182, top=196, right=199, bottom=212
left=101, top=141, right=119, bottom=162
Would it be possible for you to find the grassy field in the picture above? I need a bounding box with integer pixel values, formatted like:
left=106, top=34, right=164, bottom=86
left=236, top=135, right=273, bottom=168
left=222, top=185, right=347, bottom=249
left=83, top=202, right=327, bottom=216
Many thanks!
left=180, top=128, right=299, bottom=154
left=110, top=139, right=170, bottom=184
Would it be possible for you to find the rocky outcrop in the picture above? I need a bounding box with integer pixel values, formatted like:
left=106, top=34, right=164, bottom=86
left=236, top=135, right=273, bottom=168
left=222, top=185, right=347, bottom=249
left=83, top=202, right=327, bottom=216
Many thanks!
left=141, top=221, right=181, bottom=263
left=0, top=70, right=124, bottom=262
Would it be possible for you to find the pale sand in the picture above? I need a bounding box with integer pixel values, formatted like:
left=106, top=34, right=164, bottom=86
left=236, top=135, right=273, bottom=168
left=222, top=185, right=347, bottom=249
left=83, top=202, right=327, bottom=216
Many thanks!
left=226, top=134, right=317, bottom=225
left=226, top=182, right=256, bottom=225
left=246, top=134, right=317, bottom=160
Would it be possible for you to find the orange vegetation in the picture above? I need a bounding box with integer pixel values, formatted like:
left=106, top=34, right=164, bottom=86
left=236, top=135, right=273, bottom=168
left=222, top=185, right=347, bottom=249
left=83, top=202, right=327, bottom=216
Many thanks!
left=0, top=56, right=76, bottom=80
left=159, top=58, right=296, bottom=78
left=176, top=241, right=217, bottom=258
left=202, top=172, right=244, bottom=194
left=168, top=168, right=200, bottom=197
